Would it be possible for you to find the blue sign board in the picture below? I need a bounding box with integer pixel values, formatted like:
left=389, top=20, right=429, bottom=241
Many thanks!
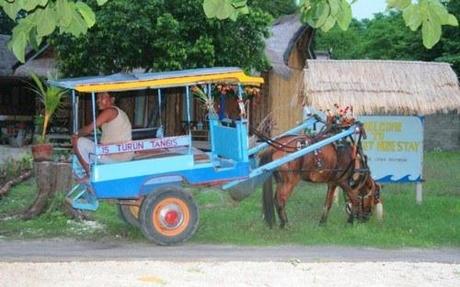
left=358, top=116, right=424, bottom=183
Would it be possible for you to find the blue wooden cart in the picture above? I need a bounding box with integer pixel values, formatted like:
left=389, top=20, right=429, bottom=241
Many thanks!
left=49, top=67, right=362, bottom=245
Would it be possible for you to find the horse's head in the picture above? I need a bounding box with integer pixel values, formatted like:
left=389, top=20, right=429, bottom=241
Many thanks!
left=358, top=177, right=383, bottom=221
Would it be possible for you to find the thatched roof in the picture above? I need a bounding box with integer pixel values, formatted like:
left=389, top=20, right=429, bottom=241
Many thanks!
left=0, top=35, right=17, bottom=76
left=265, top=15, right=311, bottom=78
left=14, top=57, right=57, bottom=78
left=303, top=60, right=460, bottom=115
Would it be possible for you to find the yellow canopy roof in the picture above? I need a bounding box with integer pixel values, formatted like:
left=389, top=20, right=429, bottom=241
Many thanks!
left=49, top=67, right=264, bottom=93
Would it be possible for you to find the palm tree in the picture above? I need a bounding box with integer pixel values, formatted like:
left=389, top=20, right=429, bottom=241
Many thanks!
left=29, top=73, right=67, bottom=143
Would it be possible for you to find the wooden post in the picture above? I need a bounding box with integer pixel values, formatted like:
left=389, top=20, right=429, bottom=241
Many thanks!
left=416, top=182, right=423, bottom=205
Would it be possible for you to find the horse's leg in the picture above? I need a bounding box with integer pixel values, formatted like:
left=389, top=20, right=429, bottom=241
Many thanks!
left=319, top=183, right=337, bottom=225
left=274, top=183, right=287, bottom=228
left=274, top=178, right=298, bottom=229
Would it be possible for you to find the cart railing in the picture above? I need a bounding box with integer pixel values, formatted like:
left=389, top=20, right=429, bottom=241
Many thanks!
left=209, top=119, right=248, bottom=163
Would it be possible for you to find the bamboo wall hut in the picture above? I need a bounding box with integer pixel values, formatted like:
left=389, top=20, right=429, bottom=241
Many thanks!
left=303, top=59, right=460, bottom=150
left=256, top=15, right=314, bottom=135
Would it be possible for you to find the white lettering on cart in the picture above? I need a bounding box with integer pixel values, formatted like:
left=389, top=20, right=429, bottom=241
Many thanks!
left=150, top=138, right=178, bottom=149
left=116, top=141, right=145, bottom=152
left=96, top=135, right=190, bottom=155
left=101, top=146, right=110, bottom=154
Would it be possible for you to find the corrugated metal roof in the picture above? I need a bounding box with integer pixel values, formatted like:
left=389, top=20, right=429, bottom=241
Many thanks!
left=49, top=67, right=264, bottom=92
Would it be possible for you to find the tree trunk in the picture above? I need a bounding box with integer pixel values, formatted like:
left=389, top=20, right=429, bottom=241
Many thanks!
left=54, top=162, right=73, bottom=194
left=21, top=161, right=74, bottom=220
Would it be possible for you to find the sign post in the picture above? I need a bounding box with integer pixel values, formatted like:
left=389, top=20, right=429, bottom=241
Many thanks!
left=358, top=116, right=424, bottom=203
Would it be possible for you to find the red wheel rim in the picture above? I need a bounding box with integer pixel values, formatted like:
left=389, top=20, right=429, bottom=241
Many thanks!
left=152, top=197, right=190, bottom=237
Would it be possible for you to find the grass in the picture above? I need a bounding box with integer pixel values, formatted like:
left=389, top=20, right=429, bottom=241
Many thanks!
left=0, top=151, right=459, bottom=247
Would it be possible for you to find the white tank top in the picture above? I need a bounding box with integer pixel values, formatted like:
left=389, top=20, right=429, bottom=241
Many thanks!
left=101, top=106, right=133, bottom=161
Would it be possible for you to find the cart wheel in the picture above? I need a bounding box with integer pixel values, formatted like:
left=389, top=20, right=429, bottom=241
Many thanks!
left=139, top=186, right=199, bottom=245
left=118, top=201, right=142, bottom=228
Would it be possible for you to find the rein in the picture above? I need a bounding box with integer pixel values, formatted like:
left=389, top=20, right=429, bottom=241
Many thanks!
left=249, top=115, right=331, bottom=153
left=250, top=128, right=304, bottom=153
left=252, top=121, right=370, bottom=191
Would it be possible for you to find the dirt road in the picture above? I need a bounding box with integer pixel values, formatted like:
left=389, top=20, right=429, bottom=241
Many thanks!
left=1, top=239, right=459, bottom=286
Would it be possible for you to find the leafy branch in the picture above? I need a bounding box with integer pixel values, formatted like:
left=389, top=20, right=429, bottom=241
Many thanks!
left=203, top=0, right=458, bottom=49
left=0, top=0, right=108, bottom=62
left=1, top=0, right=458, bottom=65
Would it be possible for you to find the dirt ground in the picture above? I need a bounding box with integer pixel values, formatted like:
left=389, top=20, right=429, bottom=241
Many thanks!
left=1, top=240, right=460, bottom=286
left=1, top=260, right=459, bottom=287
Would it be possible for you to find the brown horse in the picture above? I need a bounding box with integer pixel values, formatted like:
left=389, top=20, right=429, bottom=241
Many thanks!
left=260, top=133, right=382, bottom=228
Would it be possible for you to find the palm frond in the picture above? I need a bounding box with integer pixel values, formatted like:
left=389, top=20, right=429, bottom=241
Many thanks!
left=30, top=73, right=46, bottom=98
left=28, top=72, right=68, bottom=142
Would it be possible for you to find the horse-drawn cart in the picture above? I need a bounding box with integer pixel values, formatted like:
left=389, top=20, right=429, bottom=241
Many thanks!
left=50, top=67, right=371, bottom=245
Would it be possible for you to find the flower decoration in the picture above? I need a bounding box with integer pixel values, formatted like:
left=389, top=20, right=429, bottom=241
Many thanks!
left=191, top=85, right=217, bottom=116
left=324, top=104, right=355, bottom=127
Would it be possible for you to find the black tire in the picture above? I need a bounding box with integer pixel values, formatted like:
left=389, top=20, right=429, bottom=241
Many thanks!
left=139, top=186, right=199, bottom=245
left=117, top=202, right=141, bottom=228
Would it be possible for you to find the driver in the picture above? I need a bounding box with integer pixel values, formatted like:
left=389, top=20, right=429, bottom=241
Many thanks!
left=71, top=92, right=134, bottom=176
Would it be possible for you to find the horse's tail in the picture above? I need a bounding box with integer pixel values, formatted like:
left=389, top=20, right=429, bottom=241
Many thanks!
left=260, top=150, right=275, bottom=228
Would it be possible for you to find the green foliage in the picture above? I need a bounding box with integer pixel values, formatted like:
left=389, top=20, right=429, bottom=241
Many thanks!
left=359, top=12, right=437, bottom=60
left=29, top=73, right=67, bottom=143
left=0, top=10, right=15, bottom=34
left=52, top=0, right=271, bottom=76
left=434, top=0, right=460, bottom=73
left=299, top=0, right=352, bottom=32
left=387, top=0, right=411, bottom=10
left=203, top=0, right=249, bottom=21
left=0, top=0, right=108, bottom=63
left=0, top=156, right=32, bottom=186
left=391, top=0, right=459, bottom=49
left=313, top=18, right=365, bottom=59
left=1, top=0, right=458, bottom=64
left=202, top=0, right=457, bottom=49
left=315, top=2, right=460, bottom=74
left=248, top=0, right=297, bottom=18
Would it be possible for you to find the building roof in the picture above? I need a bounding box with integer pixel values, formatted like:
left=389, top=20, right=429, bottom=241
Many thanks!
left=265, top=14, right=311, bottom=78
left=14, top=57, right=57, bottom=78
left=49, top=67, right=264, bottom=93
left=303, top=60, right=460, bottom=115
left=0, top=35, right=17, bottom=76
